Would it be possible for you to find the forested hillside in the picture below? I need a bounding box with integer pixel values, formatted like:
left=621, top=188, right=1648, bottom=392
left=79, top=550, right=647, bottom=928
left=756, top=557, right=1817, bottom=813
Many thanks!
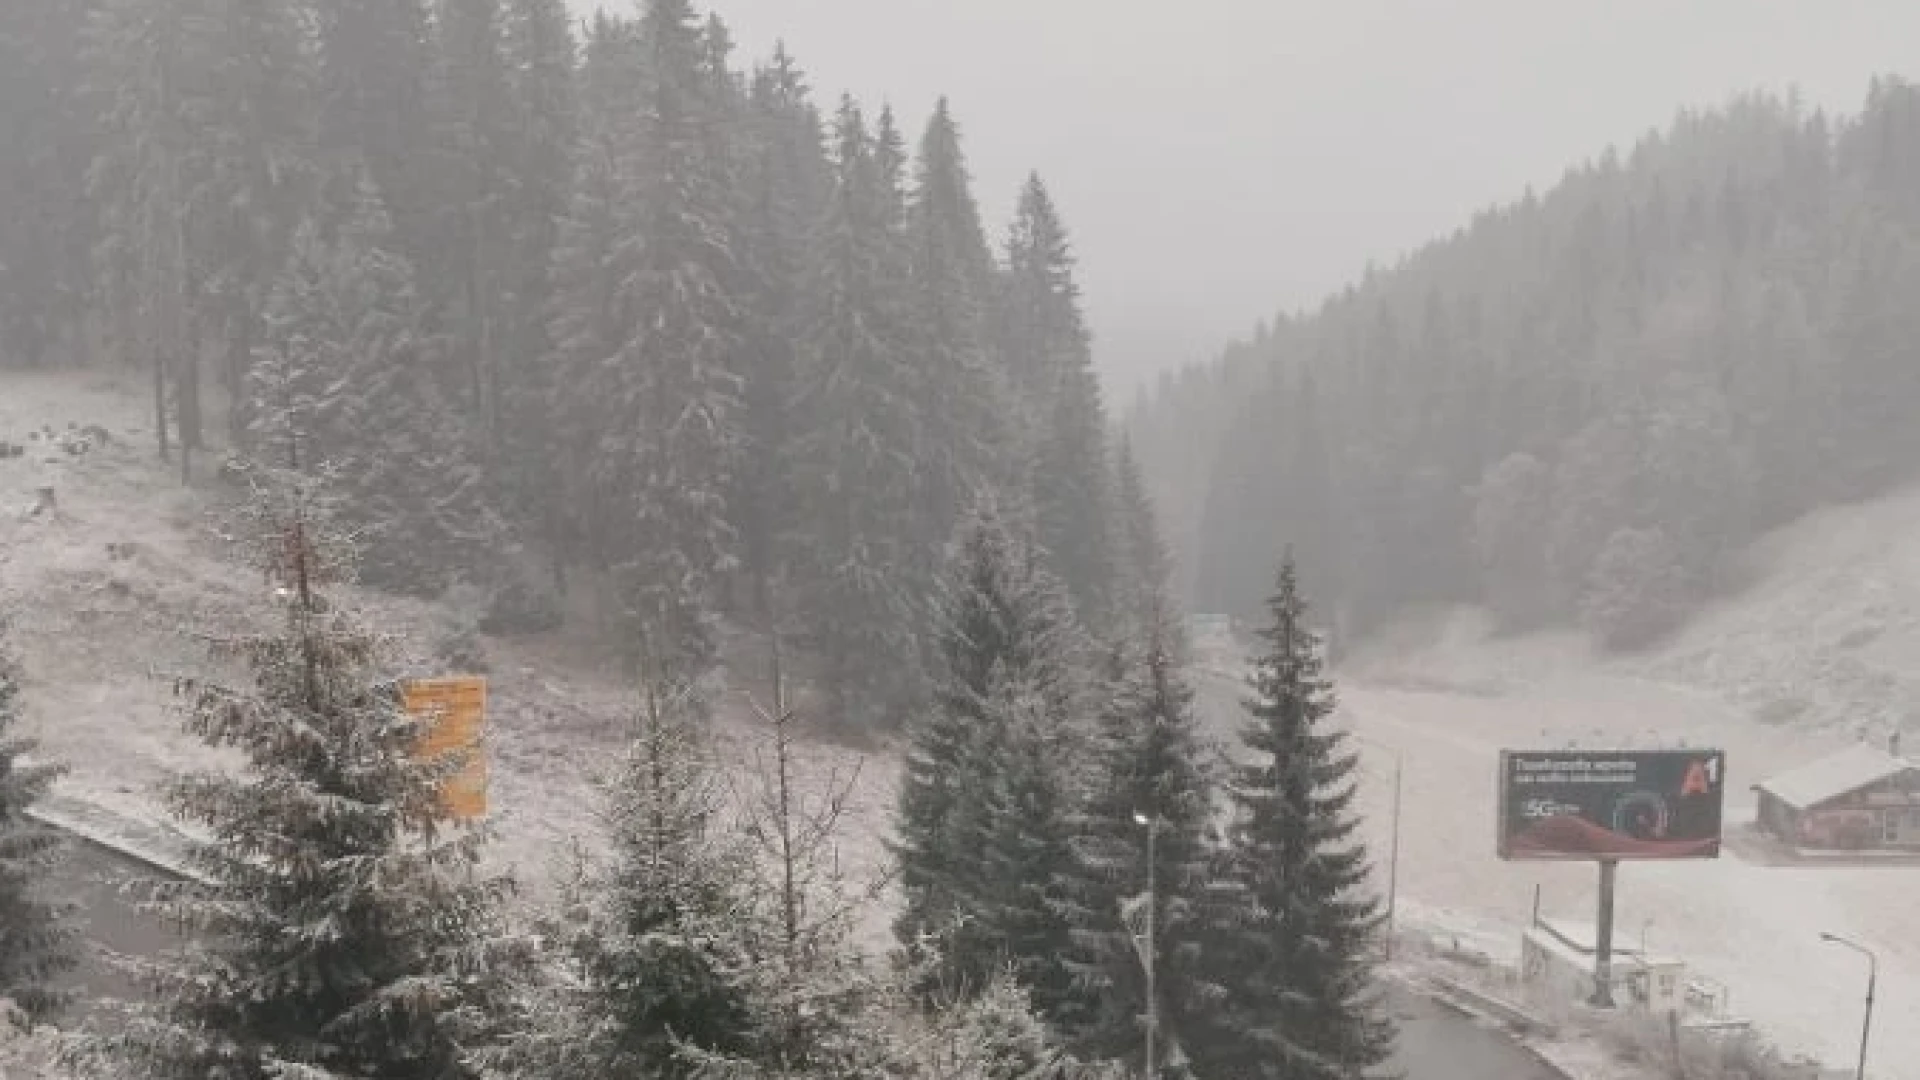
left=0, top=0, right=1124, bottom=731
left=1132, top=82, right=1920, bottom=650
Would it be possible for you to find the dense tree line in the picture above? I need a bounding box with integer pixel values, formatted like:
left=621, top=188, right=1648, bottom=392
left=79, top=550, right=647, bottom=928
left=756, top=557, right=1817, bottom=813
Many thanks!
left=893, top=499, right=1393, bottom=1078
left=0, top=0, right=1120, bottom=733
left=1132, top=82, right=1920, bottom=649
left=0, top=431, right=1389, bottom=1077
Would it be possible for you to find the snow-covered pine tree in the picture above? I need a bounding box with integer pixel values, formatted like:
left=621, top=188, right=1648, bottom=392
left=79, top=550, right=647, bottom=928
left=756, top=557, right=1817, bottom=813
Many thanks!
left=193, top=0, right=314, bottom=444
left=542, top=11, right=639, bottom=593
left=77, top=463, right=514, bottom=1078
left=0, top=613, right=76, bottom=1020
left=902, top=101, right=1014, bottom=607
left=972, top=674, right=1079, bottom=1024
left=249, top=171, right=505, bottom=599
left=1188, top=555, right=1395, bottom=1080
left=921, top=971, right=1068, bottom=1079
left=891, top=500, right=1085, bottom=1001
left=86, top=0, right=218, bottom=460
left=733, top=45, right=829, bottom=619
left=1002, top=174, right=1114, bottom=624
left=494, top=0, right=577, bottom=586
left=790, top=98, right=924, bottom=732
left=1054, top=608, right=1213, bottom=1075
left=429, top=0, right=519, bottom=433
left=0, top=0, right=95, bottom=371
left=1107, top=437, right=1182, bottom=653
left=873, top=105, right=909, bottom=238
left=312, top=0, right=437, bottom=264
left=532, top=661, right=760, bottom=1080
left=559, top=0, right=748, bottom=673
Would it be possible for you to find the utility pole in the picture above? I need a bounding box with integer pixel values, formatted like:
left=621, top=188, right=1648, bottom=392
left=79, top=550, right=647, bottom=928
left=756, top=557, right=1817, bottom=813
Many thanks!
left=1134, top=812, right=1160, bottom=1079
left=1386, top=751, right=1401, bottom=959
left=1820, top=932, right=1877, bottom=1080
left=1351, top=733, right=1403, bottom=960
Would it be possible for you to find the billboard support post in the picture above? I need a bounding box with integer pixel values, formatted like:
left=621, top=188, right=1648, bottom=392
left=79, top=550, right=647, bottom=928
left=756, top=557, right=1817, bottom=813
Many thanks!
left=1590, top=858, right=1618, bottom=1007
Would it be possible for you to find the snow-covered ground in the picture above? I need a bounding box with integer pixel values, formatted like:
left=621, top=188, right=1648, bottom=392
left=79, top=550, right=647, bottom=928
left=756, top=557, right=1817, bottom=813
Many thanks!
left=1218, top=578, right=1920, bottom=1076
left=10, top=368, right=1920, bottom=1076
left=0, top=371, right=898, bottom=946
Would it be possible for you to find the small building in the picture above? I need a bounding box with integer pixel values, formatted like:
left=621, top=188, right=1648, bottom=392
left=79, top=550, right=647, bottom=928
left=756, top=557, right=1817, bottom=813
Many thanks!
left=1522, top=918, right=1688, bottom=1015
left=1752, top=740, right=1920, bottom=850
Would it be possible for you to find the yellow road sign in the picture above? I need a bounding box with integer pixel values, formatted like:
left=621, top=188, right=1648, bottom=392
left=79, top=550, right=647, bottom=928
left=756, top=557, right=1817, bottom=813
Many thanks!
left=402, top=676, right=488, bottom=821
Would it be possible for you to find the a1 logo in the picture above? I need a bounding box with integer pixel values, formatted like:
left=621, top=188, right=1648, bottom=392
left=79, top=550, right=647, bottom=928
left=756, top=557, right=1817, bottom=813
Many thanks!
left=1679, top=755, right=1720, bottom=797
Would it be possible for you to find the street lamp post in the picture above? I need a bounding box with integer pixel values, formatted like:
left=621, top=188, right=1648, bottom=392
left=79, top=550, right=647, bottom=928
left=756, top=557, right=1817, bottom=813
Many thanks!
left=1819, top=932, right=1877, bottom=1080
left=1134, top=812, right=1159, bottom=1080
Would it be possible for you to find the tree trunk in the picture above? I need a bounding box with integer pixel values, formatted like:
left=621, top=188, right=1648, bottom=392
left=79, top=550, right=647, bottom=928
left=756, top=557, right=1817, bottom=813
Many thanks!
left=177, top=338, right=203, bottom=452
left=227, top=305, right=254, bottom=446
left=153, top=349, right=171, bottom=460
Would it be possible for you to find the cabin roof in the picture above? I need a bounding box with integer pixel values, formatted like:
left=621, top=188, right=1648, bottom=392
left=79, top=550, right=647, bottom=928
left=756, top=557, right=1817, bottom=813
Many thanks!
left=1753, top=743, right=1910, bottom=810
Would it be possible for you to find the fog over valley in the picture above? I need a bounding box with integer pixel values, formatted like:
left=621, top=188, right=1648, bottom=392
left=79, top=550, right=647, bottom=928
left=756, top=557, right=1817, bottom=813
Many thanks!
left=2, top=3, right=1920, bottom=1079
left=571, top=0, right=1920, bottom=394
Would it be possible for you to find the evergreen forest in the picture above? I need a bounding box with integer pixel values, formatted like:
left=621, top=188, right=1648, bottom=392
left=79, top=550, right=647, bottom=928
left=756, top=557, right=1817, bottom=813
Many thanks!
left=0, top=1, right=1404, bottom=1077
left=1131, top=83, right=1920, bottom=651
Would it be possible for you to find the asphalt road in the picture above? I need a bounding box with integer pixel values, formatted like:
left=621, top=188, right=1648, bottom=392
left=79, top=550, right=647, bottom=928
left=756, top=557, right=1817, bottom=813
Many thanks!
left=42, top=829, right=1558, bottom=1078
left=43, top=833, right=183, bottom=1018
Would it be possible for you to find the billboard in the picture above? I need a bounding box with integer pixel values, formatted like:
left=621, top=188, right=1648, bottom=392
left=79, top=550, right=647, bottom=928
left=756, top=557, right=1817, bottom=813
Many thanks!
left=1496, top=749, right=1725, bottom=860
left=403, top=676, right=488, bottom=821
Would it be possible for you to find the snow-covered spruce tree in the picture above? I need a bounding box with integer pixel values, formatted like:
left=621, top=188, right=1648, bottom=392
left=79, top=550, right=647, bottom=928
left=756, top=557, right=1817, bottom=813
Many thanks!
left=1054, top=609, right=1213, bottom=1075
left=790, top=97, right=925, bottom=732
left=493, top=0, right=578, bottom=593
left=76, top=464, right=515, bottom=1078
left=541, top=10, right=635, bottom=594
left=248, top=170, right=506, bottom=599
left=901, top=101, right=1014, bottom=608
left=1001, top=174, right=1114, bottom=626
left=731, top=45, right=828, bottom=619
left=0, top=613, right=76, bottom=1020
left=515, top=656, right=759, bottom=1080
left=971, top=675, right=1079, bottom=1025
left=427, top=0, right=518, bottom=433
left=891, top=500, right=1086, bottom=1002
left=311, top=0, right=437, bottom=268
left=1106, top=437, right=1183, bottom=657
left=548, top=0, right=747, bottom=674
left=1187, top=555, right=1394, bottom=1080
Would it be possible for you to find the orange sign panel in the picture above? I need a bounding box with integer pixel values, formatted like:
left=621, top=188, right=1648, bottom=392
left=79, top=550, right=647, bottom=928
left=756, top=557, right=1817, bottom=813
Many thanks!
left=402, top=676, right=488, bottom=821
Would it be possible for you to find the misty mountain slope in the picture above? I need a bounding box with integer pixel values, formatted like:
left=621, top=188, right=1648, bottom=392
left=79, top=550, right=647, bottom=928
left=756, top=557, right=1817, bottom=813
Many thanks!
left=1337, top=479, right=1920, bottom=743
left=1135, top=79, right=1920, bottom=659
left=0, top=369, right=901, bottom=945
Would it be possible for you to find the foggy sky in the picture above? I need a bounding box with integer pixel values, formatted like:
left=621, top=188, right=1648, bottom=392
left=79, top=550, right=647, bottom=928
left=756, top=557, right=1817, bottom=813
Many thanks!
left=570, top=1, right=1920, bottom=400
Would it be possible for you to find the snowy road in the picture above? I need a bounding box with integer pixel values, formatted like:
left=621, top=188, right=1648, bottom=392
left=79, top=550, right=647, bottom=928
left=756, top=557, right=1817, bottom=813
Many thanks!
left=43, top=834, right=180, bottom=1021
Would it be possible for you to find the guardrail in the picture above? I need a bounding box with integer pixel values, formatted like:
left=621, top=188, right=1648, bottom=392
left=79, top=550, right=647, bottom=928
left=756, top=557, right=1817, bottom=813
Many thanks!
left=26, top=792, right=208, bottom=884
left=1424, top=972, right=1554, bottom=1037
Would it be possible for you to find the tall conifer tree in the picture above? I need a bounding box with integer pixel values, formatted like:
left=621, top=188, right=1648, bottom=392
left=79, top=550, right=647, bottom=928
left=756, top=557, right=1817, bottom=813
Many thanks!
left=80, top=464, right=512, bottom=1077
left=1003, top=174, right=1113, bottom=622
left=902, top=102, right=1012, bottom=595
left=1189, top=556, right=1394, bottom=1080
left=790, top=100, right=923, bottom=730
left=891, top=501, right=1084, bottom=1000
